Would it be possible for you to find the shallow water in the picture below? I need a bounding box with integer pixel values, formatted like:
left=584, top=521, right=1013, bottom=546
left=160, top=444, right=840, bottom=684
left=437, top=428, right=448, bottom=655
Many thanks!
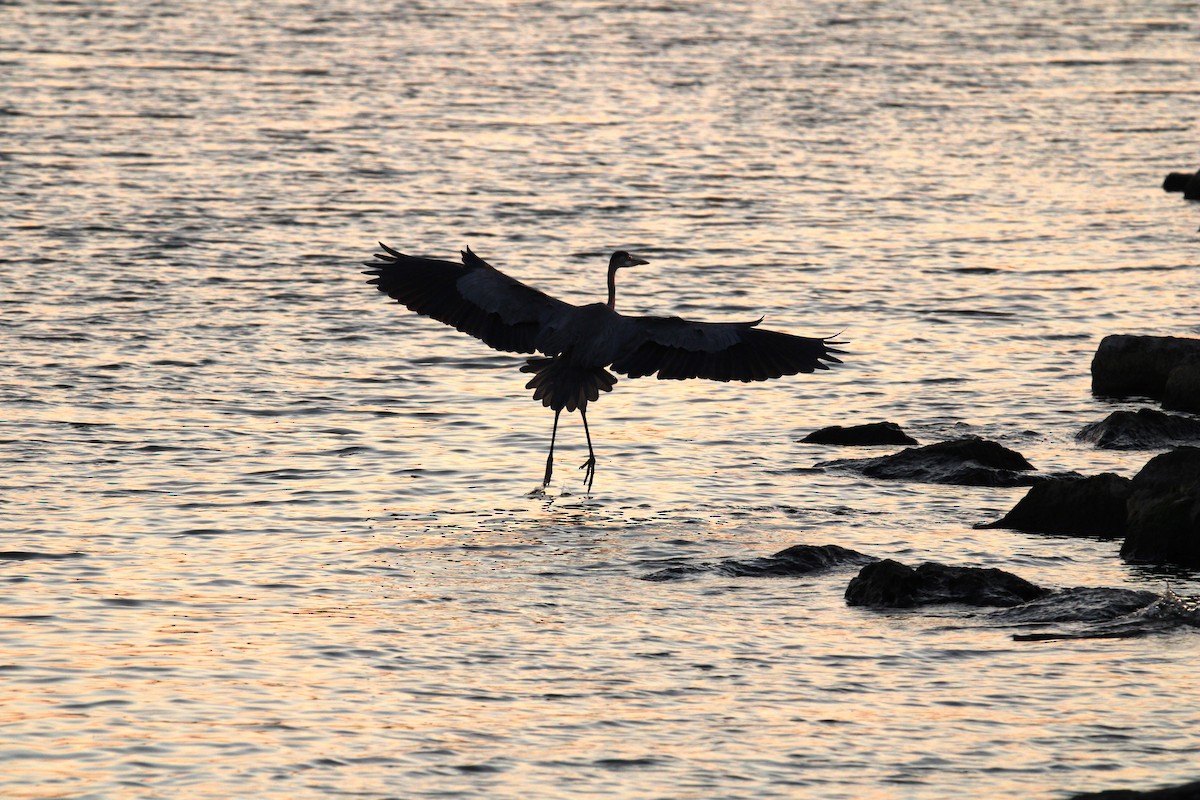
left=3, top=0, right=1200, bottom=797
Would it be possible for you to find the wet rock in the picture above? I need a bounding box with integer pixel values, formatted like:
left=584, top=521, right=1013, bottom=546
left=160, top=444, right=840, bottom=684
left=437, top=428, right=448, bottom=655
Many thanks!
left=1163, top=356, right=1200, bottom=414
left=817, top=436, right=1048, bottom=487
left=1128, top=445, right=1200, bottom=493
left=1090, top=334, right=1200, bottom=398
left=1121, top=447, right=1200, bottom=568
left=1122, top=489, right=1200, bottom=567
left=1162, top=171, right=1194, bottom=193
left=801, top=421, right=917, bottom=446
left=642, top=544, right=875, bottom=581
left=1076, top=408, right=1200, bottom=450
left=1069, top=777, right=1200, bottom=799
left=844, top=559, right=1047, bottom=608
left=979, top=473, right=1131, bottom=537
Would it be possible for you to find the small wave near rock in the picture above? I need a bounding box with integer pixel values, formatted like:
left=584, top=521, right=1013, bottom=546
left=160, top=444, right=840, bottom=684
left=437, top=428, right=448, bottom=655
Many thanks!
left=1002, top=589, right=1200, bottom=641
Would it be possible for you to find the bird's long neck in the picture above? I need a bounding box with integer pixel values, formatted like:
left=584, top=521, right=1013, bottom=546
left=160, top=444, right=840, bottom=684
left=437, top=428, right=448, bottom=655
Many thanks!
left=606, top=264, right=618, bottom=310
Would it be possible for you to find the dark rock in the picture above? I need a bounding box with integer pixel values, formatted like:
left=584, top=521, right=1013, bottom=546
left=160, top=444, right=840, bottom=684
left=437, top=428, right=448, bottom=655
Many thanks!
left=1122, top=494, right=1200, bottom=567
left=801, top=422, right=918, bottom=446
left=979, top=473, right=1131, bottom=537
left=1163, top=356, right=1200, bottom=414
left=1129, top=446, right=1200, bottom=494
left=1091, top=334, right=1200, bottom=398
left=1076, top=408, right=1200, bottom=450
left=817, top=436, right=1047, bottom=487
left=1069, top=778, right=1200, bottom=799
left=845, top=559, right=1047, bottom=608
left=1162, top=172, right=1194, bottom=193
left=1120, top=448, right=1200, bottom=568
left=1188, top=173, right=1200, bottom=201
left=642, top=544, right=875, bottom=582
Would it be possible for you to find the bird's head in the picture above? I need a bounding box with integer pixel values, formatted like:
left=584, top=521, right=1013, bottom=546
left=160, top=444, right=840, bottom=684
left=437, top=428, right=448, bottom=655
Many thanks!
left=609, top=251, right=649, bottom=270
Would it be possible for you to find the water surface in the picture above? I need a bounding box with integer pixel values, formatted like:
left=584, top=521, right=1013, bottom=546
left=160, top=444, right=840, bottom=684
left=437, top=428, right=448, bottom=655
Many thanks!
left=3, top=1, right=1200, bottom=797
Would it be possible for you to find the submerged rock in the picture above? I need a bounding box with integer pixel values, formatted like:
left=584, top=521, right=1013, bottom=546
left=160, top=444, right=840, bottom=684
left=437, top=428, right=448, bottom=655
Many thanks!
left=1007, top=589, right=1199, bottom=642
left=844, top=559, right=1047, bottom=608
left=1076, top=408, right=1200, bottom=450
left=1121, top=447, right=1200, bottom=568
left=1163, top=356, right=1200, bottom=414
left=641, top=544, right=875, bottom=582
left=980, top=472, right=1131, bottom=537
left=817, top=436, right=1047, bottom=487
left=1090, top=334, right=1200, bottom=398
left=801, top=422, right=918, bottom=446
left=1069, top=776, right=1200, bottom=798
left=991, top=586, right=1160, bottom=625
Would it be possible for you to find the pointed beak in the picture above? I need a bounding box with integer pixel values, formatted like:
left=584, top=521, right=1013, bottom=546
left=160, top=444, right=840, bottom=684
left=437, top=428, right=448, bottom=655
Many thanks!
left=626, top=255, right=649, bottom=267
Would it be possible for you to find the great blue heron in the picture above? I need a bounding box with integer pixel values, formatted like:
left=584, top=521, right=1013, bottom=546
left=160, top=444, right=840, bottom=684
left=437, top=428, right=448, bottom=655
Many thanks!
left=363, top=244, right=844, bottom=491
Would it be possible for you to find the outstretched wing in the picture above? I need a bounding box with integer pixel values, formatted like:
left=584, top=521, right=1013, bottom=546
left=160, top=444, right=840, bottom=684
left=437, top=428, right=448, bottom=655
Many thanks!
left=611, top=315, right=844, bottom=382
left=363, top=243, right=572, bottom=354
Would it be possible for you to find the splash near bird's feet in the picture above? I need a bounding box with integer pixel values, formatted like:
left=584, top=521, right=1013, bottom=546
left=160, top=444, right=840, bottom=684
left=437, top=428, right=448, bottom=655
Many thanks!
left=579, top=456, right=596, bottom=492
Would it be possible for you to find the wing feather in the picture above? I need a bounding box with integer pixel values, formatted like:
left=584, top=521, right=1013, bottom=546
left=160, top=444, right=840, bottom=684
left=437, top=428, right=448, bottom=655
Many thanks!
left=363, top=244, right=571, bottom=354
left=611, top=315, right=844, bottom=383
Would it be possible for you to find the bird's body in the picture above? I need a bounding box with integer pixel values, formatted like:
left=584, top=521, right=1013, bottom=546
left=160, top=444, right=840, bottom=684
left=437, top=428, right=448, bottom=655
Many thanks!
left=363, top=244, right=843, bottom=491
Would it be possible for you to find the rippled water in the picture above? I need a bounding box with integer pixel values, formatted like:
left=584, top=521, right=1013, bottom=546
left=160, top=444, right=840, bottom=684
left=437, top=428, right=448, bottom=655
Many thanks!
left=3, top=1, right=1200, bottom=797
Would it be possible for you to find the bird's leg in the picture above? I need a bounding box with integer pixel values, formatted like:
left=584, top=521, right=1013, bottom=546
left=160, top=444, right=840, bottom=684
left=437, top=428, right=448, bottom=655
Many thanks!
left=578, top=406, right=597, bottom=492
left=542, top=408, right=562, bottom=487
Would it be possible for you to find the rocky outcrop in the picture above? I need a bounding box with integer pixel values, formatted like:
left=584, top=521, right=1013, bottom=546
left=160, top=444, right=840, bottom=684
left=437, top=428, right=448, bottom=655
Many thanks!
left=979, top=473, right=1131, bottom=537
left=1163, top=356, right=1200, bottom=414
left=1076, top=408, right=1200, bottom=450
left=1120, top=447, right=1200, bottom=568
left=1091, top=334, right=1200, bottom=398
left=642, top=544, right=875, bottom=582
left=977, top=447, right=1200, bottom=567
left=844, top=559, right=1047, bottom=608
left=801, top=422, right=917, bottom=446
left=817, top=437, right=1051, bottom=487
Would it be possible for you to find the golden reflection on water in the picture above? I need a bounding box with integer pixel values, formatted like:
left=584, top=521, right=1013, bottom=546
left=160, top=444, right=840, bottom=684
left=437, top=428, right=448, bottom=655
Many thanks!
left=4, top=0, right=1200, bottom=797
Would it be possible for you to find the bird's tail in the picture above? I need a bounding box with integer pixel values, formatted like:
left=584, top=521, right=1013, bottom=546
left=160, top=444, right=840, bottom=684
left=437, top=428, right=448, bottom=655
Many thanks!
left=520, top=357, right=617, bottom=412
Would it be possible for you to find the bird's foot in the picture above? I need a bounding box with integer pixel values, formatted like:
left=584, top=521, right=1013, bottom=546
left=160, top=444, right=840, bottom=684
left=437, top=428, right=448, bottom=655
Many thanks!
left=578, top=456, right=596, bottom=493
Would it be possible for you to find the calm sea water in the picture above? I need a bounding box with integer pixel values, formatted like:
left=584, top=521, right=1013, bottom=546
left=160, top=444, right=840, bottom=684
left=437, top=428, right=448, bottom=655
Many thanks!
left=3, top=1, right=1200, bottom=797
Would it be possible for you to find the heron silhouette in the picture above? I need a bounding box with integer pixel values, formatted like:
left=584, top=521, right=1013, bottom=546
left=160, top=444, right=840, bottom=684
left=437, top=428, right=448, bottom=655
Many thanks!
left=363, top=244, right=844, bottom=491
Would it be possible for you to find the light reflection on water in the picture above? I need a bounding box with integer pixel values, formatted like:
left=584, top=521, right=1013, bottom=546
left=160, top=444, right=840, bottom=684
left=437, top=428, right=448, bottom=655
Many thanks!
left=3, top=0, right=1200, bottom=797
